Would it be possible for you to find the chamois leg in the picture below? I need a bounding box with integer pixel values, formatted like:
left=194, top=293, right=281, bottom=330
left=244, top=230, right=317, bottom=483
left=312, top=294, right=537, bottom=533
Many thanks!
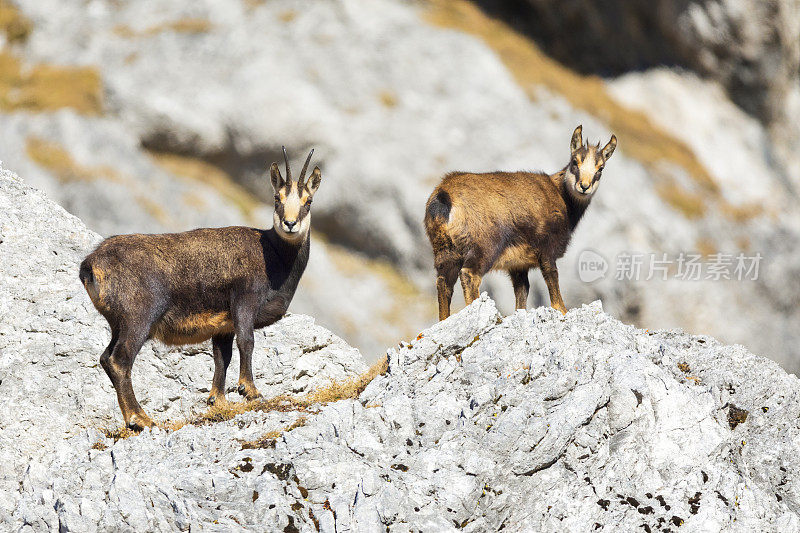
left=541, top=261, right=567, bottom=314
left=233, top=301, right=261, bottom=401
left=459, top=267, right=483, bottom=306
left=102, top=322, right=153, bottom=429
left=98, top=327, right=119, bottom=376
left=509, top=269, right=530, bottom=310
left=208, top=334, right=234, bottom=405
left=435, top=259, right=462, bottom=321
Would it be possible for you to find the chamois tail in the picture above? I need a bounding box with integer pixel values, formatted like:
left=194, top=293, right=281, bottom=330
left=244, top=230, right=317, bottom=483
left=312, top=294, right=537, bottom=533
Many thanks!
left=425, top=190, right=451, bottom=224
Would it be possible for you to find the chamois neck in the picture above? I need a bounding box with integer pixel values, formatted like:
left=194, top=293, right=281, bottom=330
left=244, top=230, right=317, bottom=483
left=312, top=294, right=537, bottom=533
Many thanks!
left=557, top=169, right=591, bottom=231
left=262, top=227, right=310, bottom=288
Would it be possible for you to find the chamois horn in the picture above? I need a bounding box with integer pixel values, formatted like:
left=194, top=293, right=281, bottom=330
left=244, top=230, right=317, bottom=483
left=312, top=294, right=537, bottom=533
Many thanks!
left=299, top=149, right=314, bottom=186
left=282, top=146, right=292, bottom=183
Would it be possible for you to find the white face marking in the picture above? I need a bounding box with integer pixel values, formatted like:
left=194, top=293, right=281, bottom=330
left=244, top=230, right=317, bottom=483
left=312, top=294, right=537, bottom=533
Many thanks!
left=274, top=182, right=311, bottom=243
left=570, top=149, right=600, bottom=198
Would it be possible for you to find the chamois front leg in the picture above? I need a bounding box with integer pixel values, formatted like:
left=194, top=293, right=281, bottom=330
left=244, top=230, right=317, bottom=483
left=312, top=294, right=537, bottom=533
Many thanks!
left=509, top=269, right=530, bottom=310
left=540, top=260, right=567, bottom=314
left=208, top=334, right=233, bottom=405
left=102, top=322, right=153, bottom=429
left=233, top=299, right=261, bottom=401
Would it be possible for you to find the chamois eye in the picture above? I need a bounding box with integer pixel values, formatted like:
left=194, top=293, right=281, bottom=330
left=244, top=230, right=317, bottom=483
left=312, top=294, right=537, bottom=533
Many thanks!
left=274, top=195, right=280, bottom=203
left=305, top=199, right=312, bottom=206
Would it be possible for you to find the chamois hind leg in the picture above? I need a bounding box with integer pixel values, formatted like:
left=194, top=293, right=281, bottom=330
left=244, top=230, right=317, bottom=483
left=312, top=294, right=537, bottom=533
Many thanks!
left=509, top=269, right=530, bottom=310
left=232, top=298, right=261, bottom=401
left=540, top=260, right=567, bottom=314
left=98, top=326, right=119, bottom=379
left=208, top=334, right=234, bottom=405
left=103, top=321, right=153, bottom=429
left=435, top=258, right=462, bottom=321
left=459, top=264, right=483, bottom=306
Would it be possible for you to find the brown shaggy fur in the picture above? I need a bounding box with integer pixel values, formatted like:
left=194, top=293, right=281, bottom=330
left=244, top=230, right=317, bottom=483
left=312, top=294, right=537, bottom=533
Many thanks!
left=80, top=148, right=321, bottom=429
left=424, top=126, right=616, bottom=320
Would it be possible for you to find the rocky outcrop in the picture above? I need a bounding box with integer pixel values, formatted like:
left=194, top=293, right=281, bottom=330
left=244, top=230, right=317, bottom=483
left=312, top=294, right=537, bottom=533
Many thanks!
left=6, top=295, right=800, bottom=530
left=0, top=167, right=366, bottom=513
left=2, top=168, right=800, bottom=531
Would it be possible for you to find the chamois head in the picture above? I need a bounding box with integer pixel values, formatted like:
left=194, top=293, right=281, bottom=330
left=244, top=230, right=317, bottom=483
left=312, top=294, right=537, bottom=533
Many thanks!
left=565, top=125, right=617, bottom=200
left=270, top=147, right=322, bottom=243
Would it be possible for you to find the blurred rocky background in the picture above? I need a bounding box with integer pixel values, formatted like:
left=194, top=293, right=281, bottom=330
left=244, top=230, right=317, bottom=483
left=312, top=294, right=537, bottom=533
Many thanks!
left=1, top=0, right=798, bottom=371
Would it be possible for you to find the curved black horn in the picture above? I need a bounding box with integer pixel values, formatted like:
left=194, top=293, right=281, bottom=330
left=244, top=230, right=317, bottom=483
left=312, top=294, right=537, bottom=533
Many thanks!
left=298, top=149, right=314, bottom=185
left=282, top=146, right=292, bottom=183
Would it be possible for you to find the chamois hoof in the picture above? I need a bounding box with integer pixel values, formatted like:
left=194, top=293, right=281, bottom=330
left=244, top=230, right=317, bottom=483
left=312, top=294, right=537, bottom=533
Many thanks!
left=127, top=413, right=153, bottom=431
left=238, top=383, right=262, bottom=401
left=207, top=394, right=228, bottom=407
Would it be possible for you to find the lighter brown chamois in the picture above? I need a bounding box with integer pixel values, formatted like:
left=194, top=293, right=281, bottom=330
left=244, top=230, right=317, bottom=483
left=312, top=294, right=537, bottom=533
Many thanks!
left=424, top=125, right=617, bottom=320
left=79, top=148, right=322, bottom=429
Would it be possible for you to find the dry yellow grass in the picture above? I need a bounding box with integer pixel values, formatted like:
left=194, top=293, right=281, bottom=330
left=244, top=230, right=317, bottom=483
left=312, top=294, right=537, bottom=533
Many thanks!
left=0, top=1, right=32, bottom=43
left=26, top=137, right=122, bottom=183
left=114, top=18, right=212, bottom=38
left=423, top=0, right=727, bottom=219
left=101, top=355, right=390, bottom=442
left=695, top=237, right=717, bottom=257
left=322, top=241, right=437, bottom=340
left=278, top=10, right=297, bottom=23
left=148, top=151, right=260, bottom=221
left=135, top=194, right=173, bottom=227
left=325, top=244, right=419, bottom=299
left=0, top=51, right=103, bottom=114
left=379, top=90, right=399, bottom=108
left=305, top=355, right=389, bottom=404
left=654, top=180, right=706, bottom=219
left=240, top=417, right=307, bottom=449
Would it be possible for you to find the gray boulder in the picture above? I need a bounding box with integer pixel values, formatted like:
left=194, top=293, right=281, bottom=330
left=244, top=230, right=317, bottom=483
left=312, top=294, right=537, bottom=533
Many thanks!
left=0, top=166, right=366, bottom=516
left=6, top=294, right=800, bottom=531
left=2, top=167, right=799, bottom=530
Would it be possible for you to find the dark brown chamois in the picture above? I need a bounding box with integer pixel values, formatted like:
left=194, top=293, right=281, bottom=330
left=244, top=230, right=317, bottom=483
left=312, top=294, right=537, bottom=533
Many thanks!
left=424, top=125, right=617, bottom=320
left=79, top=148, right=322, bottom=429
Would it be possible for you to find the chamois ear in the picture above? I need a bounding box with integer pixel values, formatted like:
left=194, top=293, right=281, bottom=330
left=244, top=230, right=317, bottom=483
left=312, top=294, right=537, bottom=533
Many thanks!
left=270, top=162, right=284, bottom=192
left=601, top=135, right=617, bottom=161
left=306, top=167, right=322, bottom=195
left=570, top=125, right=583, bottom=153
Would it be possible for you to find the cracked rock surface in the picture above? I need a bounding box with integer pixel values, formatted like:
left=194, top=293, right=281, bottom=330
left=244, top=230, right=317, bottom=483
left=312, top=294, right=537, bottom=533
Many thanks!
left=2, top=167, right=800, bottom=531
left=0, top=167, right=365, bottom=517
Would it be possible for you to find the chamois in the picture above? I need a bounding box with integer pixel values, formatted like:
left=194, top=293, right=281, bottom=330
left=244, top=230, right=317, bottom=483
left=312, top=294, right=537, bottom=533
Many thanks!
left=79, top=148, right=322, bottom=429
left=424, top=125, right=617, bottom=320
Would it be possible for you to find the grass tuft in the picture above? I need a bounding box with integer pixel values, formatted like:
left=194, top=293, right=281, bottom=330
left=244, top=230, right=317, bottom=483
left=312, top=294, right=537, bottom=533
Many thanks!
left=99, top=356, right=390, bottom=442
left=278, top=10, right=297, bottom=23
left=114, top=18, right=212, bottom=38
left=0, top=51, right=103, bottom=114
left=240, top=417, right=307, bottom=449
left=305, top=355, right=389, bottom=404
left=0, top=2, right=32, bottom=43
left=147, top=150, right=260, bottom=221
left=26, top=137, right=122, bottom=183
left=655, top=180, right=706, bottom=219
left=379, top=90, right=398, bottom=108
